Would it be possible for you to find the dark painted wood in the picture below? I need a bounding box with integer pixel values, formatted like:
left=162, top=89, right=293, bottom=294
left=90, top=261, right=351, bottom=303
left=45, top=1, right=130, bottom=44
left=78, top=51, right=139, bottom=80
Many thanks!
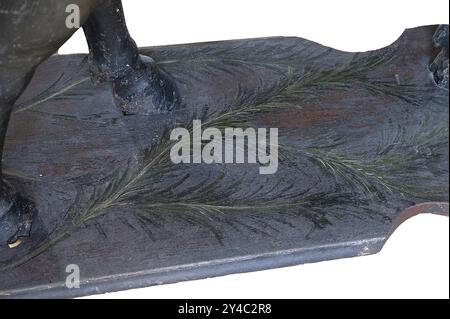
left=0, top=25, right=448, bottom=298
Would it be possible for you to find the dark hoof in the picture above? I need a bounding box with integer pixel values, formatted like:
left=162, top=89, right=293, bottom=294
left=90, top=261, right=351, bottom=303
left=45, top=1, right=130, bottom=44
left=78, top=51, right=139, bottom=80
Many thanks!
left=0, top=184, right=35, bottom=248
left=430, top=25, right=449, bottom=90
left=113, top=55, right=180, bottom=115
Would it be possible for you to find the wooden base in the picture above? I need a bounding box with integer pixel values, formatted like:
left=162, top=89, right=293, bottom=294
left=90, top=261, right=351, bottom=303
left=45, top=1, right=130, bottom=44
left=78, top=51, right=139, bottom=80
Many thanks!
left=0, top=25, right=448, bottom=298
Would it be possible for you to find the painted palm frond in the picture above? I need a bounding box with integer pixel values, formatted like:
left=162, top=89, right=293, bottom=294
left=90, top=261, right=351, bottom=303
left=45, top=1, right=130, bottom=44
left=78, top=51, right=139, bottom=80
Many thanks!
left=14, top=57, right=91, bottom=114
left=303, top=118, right=449, bottom=200
left=268, top=52, right=429, bottom=107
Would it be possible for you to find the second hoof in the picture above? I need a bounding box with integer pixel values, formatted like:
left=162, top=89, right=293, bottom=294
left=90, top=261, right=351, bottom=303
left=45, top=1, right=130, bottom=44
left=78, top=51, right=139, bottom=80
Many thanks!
left=430, top=25, right=449, bottom=90
left=0, top=184, right=36, bottom=248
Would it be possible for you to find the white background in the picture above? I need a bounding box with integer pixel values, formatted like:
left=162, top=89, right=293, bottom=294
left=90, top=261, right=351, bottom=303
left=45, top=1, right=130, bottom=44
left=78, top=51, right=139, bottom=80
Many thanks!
left=60, top=0, right=449, bottom=299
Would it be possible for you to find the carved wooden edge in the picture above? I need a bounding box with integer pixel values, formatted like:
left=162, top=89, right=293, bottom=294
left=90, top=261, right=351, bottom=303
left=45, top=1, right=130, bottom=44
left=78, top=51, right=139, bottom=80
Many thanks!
left=386, top=202, right=449, bottom=243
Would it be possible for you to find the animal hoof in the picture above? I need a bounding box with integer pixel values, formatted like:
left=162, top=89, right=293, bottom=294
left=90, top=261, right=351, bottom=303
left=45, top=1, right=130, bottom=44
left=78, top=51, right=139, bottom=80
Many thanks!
left=113, top=55, right=180, bottom=115
left=0, top=183, right=36, bottom=248
left=430, top=25, right=449, bottom=90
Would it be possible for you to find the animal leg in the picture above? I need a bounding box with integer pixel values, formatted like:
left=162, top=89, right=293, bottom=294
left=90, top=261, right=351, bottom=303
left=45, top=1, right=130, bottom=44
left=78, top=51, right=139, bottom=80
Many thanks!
left=83, top=0, right=180, bottom=115
left=0, top=0, right=96, bottom=247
